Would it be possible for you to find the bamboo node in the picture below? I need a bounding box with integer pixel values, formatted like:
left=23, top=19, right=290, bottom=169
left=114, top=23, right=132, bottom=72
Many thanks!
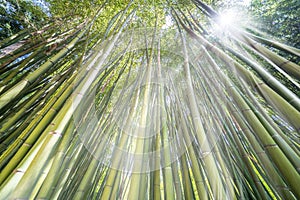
left=50, top=131, right=63, bottom=137
left=23, top=142, right=32, bottom=147
left=278, top=60, right=290, bottom=67
left=201, top=151, right=211, bottom=158
left=263, top=144, right=278, bottom=149
left=14, top=168, right=25, bottom=173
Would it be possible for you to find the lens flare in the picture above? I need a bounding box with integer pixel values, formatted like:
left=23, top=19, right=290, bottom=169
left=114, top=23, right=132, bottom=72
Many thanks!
left=217, top=10, right=235, bottom=28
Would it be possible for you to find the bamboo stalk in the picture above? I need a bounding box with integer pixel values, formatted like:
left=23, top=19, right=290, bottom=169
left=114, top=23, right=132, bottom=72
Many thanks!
left=241, top=35, right=300, bottom=79
left=202, top=45, right=296, bottom=199
left=35, top=120, right=75, bottom=198
left=179, top=27, right=227, bottom=199
left=245, top=32, right=300, bottom=57
left=0, top=73, right=76, bottom=184
left=0, top=28, right=87, bottom=110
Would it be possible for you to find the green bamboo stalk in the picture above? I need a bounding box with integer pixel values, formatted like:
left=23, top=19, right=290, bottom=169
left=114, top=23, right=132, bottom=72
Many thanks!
left=50, top=140, right=85, bottom=199
left=225, top=118, right=268, bottom=200
left=242, top=35, right=300, bottom=79
left=0, top=68, right=72, bottom=135
left=72, top=50, right=130, bottom=200
left=243, top=84, right=300, bottom=156
left=0, top=39, right=48, bottom=69
left=235, top=41, right=300, bottom=91
left=69, top=11, right=136, bottom=198
left=0, top=89, right=48, bottom=151
left=202, top=35, right=300, bottom=131
left=8, top=96, right=74, bottom=198
left=0, top=7, right=129, bottom=182
left=179, top=153, right=196, bottom=199
left=152, top=43, right=162, bottom=200
left=171, top=160, right=183, bottom=199
left=192, top=46, right=241, bottom=199
left=109, top=171, right=122, bottom=199
left=1, top=4, right=131, bottom=197
left=168, top=68, right=209, bottom=199
left=0, top=28, right=87, bottom=110
left=199, top=46, right=298, bottom=198
left=100, top=63, right=143, bottom=199
left=0, top=29, right=30, bottom=49
left=157, top=34, right=176, bottom=200
left=1, top=2, right=299, bottom=199
left=228, top=102, right=295, bottom=199
left=100, top=71, right=142, bottom=199
left=35, top=120, right=75, bottom=199
left=228, top=77, right=299, bottom=199
left=127, top=63, right=152, bottom=199
left=0, top=70, right=77, bottom=164
left=203, top=46, right=296, bottom=199
left=245, top=32, right=300, bottom=57
left=161, top=123, right=175, bottom=200
left=56, top=147, right=93, bottom=199
left=0, top=73, right=76, bottom=184
left=243, top=89, right=300, bottom=170
left=177, top=15, right=300, bottom=116
left=73, top=136, right=108, bottom=200
left=127, top=18, right=158, bottom=199
left=224, top=39, right=300, bottom=112
left=0, top=47, right=44, bottom=94
left=0, top=134, right=46, bottom=199
left=180, top=28, right=227, bottom=199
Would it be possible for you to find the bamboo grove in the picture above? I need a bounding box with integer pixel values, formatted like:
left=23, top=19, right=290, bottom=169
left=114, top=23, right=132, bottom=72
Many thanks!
left=0, top=0, right=299, bottom=199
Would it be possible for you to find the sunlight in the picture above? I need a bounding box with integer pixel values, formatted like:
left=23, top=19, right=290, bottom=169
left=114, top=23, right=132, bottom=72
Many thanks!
left=212, top=8, right=243, bottom=38
left=215, top=0, right=252, bottom=29
left=162, top=15, right=173, bottom=29
left=242, top=0, right=252, bottom=7
left=217, top=11, right=235, bottom=27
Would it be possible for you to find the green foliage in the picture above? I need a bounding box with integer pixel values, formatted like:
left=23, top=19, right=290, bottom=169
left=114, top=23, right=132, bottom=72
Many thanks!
left=46, top=0, right=106, bottom=19
left=0, top=1, right=300, bottom=199
left=0, top=0, right=48, bottom=39
left=250, top=0, right=300, bottom=48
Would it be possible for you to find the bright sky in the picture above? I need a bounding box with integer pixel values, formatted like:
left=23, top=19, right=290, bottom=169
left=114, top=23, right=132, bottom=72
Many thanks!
left=216, top=0, right=252, bottom=28
left=30, top=0, right=51, bottom=15
left=242, top=0, right=252, bottom=7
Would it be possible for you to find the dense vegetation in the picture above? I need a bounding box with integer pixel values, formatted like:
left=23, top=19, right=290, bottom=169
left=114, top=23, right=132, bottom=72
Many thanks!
left=0, top=0, right=299, bottom=199
left=250, top=0, right=300, bottom=48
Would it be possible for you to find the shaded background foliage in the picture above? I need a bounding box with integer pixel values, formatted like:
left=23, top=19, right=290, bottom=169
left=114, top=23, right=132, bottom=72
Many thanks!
left=250, top=0, right=300, bottom=49
left=2, top=0, right=298, bottom=48
left=0, top=0, right=49, bottom=39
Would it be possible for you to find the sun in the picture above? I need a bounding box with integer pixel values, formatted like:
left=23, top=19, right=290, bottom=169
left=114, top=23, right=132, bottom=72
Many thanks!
left=217, top=11, right=235, bottom=27
left=215, top=0, right=252, bottom=29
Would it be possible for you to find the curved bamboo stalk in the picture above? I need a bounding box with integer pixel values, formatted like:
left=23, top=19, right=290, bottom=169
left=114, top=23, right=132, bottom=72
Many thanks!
left=0, top=28, right=87, bottom=111
left=0, top=1, right=299, bottom=199
left=179, top=25, right=227, bottom=199
left=241, top=35, right=300, bottom=80
left=202, top=45, right=297, bottom=199
left=0, top=74, right=76, bottom=186
left=245, top=32, right=300, bottom=57
left=35, top=120, right=75, bottom=198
